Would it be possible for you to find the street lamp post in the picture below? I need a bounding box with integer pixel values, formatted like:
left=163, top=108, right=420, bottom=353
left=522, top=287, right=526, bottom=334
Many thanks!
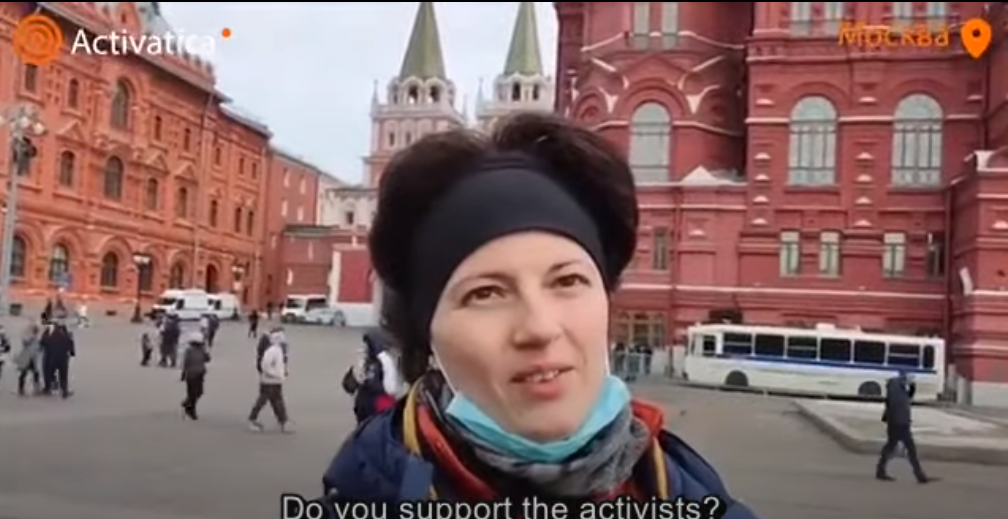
left=0, top=104, right=44, bottom=316
left=131, top=252, right=152, bottom=323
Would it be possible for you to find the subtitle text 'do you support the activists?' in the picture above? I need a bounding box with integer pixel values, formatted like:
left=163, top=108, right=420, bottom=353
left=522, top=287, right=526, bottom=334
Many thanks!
left=838, top=17, right=992, bottom=59
left=12, top=13, right=231, bottom=67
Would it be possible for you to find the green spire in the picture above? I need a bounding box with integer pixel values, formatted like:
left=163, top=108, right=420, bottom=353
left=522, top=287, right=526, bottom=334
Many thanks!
left=399, top=2, right=447, bottom=80
left=503, top=2, right=543, bottom=76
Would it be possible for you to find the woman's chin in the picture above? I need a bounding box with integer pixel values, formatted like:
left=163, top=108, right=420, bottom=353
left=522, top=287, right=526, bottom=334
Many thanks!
left=513, top=413, right=585, bottom=443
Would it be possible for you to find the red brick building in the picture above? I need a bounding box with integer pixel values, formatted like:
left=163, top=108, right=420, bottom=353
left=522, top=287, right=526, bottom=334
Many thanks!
left=556, top=1, right=1008, bottom=405
left=0, top=2, right=270, bottom=312
left=279, top=2, right=550, bottom=326
left=261, top=147, right=327, bottom=307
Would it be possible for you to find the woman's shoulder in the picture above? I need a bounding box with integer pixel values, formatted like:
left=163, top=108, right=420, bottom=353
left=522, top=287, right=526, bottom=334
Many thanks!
left=656, top=430, right=762, bottom=519
left=322, top=404, right=433, bottom=501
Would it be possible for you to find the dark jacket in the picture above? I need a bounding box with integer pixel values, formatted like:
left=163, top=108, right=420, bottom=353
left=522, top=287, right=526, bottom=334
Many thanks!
left=320, top=402, right=760, bottom=518
left=182, top=344, right=211, bottom=379
left=882, top=375, right=916, bottom=426
left=161, top=320, right=181, bottom=347
left=40, top=325, right=75, bottom=362
left=353, top=332, right=392, bottom=420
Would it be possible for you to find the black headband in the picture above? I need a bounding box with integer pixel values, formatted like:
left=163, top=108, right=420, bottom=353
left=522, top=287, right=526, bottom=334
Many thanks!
left=407, top=154, right=608, bottom=341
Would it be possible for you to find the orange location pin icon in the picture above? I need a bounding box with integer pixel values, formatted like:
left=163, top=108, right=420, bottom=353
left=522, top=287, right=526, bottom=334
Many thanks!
left=961, top=18, right=992, bottom=59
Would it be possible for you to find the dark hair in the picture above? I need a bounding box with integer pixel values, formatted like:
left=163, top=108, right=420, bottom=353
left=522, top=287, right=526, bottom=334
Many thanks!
left=369, top=112, right=638, bottom=383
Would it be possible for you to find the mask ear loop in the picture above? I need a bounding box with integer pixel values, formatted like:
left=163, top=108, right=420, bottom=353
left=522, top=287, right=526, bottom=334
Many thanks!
left=429, top=346, right=459, bottom=396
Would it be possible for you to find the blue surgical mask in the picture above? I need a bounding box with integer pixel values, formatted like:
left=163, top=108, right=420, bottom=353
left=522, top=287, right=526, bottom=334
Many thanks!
left=443, top=371, right=631, bottom=463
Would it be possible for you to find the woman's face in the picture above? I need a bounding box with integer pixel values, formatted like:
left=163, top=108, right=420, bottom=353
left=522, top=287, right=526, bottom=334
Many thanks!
left=429, top=231, right=610, bottom=442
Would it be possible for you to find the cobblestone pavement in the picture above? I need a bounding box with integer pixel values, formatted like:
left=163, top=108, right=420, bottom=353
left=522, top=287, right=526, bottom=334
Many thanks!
left=0, top=320, right=1001, bottom=519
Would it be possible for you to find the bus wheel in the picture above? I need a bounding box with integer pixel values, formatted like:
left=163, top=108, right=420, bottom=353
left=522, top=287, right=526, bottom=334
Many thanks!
left=857, top=381, right=882, bottom=398
left=724, top=371, right=749, bottom=388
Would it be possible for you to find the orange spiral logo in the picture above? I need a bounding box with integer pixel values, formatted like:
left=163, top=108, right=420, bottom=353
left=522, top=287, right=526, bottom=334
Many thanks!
left=13, top=14, right=64, bottom=66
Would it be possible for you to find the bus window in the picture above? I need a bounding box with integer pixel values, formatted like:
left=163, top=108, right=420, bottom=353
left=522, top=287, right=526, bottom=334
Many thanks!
left=786, top=335, right=818, bottom=359
left=723, top=333, right=753, bottom=356
left=887, top=343, right=921, bottom=368
left=853, top=340, right=886, bottom=364
left=754, top=334, right=785, bottom=357
left=820, top=338, right=852, bottom=362
left=702, top=335, right=716, bottom=357
left=922, top=345, right=935, bottom=369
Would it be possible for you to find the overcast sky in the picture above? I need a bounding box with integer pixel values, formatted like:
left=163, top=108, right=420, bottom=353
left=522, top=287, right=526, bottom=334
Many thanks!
left=158, top=2, right=558, bottom=184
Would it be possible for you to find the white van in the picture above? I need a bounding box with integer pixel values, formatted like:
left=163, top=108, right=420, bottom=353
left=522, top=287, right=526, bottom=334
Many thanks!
left=208, top=293, right=242, bottom=320
left=152, top=289, right=212, bottom=321
left=281, top=294, right=328, bottom=322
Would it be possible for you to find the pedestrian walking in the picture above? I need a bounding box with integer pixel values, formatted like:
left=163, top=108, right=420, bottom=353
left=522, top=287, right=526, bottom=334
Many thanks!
left=159, top=315, right=180, bottom=368
left=140, top=331, right=154, bottom=366
left=876, top=371, right=934, bottom=483
left=75, top=303, right=90, bottom=328
left=14, top=319, right=42, bottom=396
left=206, top=314, right=220, bottom=348
left=248, top=331, right=292, bottom=433
left=40, top=319, right=74, bottom=398
left=180, top=331, right=211, bottom=420
left=247, top=309, right=260, bottom=338
left=0, top=325, right=11, bottom=383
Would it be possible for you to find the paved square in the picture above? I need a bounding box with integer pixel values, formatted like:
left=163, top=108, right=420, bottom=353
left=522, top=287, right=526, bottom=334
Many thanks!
left=0, top=319, right=1001, bottom=519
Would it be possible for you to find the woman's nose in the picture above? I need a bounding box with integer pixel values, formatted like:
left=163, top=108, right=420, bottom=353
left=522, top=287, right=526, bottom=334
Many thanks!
left=510, top=298, right=563, bottom=348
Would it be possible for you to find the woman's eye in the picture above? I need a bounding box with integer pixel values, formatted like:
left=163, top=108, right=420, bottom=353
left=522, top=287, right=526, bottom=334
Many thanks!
left=463, top=286, right=503, bottom=304
left=554, top=274, right=588, bottom=288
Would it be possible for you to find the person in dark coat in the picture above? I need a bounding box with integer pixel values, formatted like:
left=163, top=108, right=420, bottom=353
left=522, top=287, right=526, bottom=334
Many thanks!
left=40, top=320, right=74, bottom=398
left=180, top=331, right=211, bottom=420
left=206, top=314, right=220, bottom=348
left=351, top=330, right=400, bottom=424
left=140, top=331, right=154, bottom=366
left=876, top=371, right=932, bottom=483
left=247, top=309, right=260, bottom=338
left=0, top=325, right=11, bottom=383
left=159, top=315, right=181, bottom=368
left=41, top=299, right=53, bottom=323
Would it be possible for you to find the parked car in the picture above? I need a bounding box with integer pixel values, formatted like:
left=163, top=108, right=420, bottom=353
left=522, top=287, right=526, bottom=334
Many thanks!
left=301, top=306, right=347, bottom=327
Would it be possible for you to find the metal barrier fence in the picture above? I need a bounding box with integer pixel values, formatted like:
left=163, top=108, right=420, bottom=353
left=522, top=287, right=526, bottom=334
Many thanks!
left=610, top=351, right=659, bottom=382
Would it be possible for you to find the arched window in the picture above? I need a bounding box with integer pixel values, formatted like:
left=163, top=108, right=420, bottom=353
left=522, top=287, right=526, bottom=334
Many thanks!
left=209, top=199, right=219, bottom=226
left=204, top=264, right=219, bottom=293
left=153, top=115, right=163, bottom=140
left=176, top=187, right=189, bottom=218
left=628, top=102, right=672, bottom=184
left=233, top=206, right=242, bottom=233
left=144, top=178, right=159, bottom=210
left=110, top=80, right=130, bottom=129
left=892, top=94, right=943, bottom=186
left=245, top=210, right=255, bottom=235
left=183, top=128, right=192, bottom=151
left=10, top=235, right=26, bottom=278
left=48, top=244, right=70, bottom=284
left=67, top=79, right=80, bottom=109
left=100, top=252, right=119, bottom=288
left=788, top=96, right=838, bottom=185
left=58, top=151, right=75, bottom=187
left=104, top=156, right=124, bottom=200
left=169, top=262, right=185, bottom=288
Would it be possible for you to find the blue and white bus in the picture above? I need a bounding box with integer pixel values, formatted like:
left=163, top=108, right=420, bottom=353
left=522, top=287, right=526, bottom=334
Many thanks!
left=683, top=323, right=945, bottom=400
